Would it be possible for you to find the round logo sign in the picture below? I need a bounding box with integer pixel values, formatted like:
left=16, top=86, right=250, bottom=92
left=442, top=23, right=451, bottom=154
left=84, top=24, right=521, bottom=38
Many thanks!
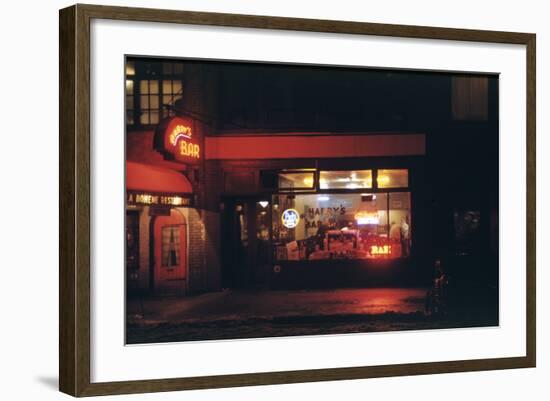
left=281, top=208, right=300, bottom=229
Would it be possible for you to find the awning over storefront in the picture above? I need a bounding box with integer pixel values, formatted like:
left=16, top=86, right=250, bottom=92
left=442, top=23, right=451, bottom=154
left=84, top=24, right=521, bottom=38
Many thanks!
left=126, top=161, right=193, bottom=194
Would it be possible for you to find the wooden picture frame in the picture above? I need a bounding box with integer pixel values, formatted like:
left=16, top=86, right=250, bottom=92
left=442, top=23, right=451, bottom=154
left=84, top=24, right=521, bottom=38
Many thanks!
left=59, top=3, right=536, bottom=397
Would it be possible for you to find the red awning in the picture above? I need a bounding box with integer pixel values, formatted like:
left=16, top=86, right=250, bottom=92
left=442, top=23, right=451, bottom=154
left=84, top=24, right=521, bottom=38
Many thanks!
left=126, top=161, right=193, bottom=194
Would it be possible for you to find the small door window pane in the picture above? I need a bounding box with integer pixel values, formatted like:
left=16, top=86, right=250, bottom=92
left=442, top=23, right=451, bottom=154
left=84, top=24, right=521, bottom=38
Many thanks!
left=161, top=226, right=181, bottom=267
left=125, top=61, right=135, bottom=76
left=150, top=111, right=159, bottom=124
left=149, top=95, right=159, bottom=109
left=140, top=113, right=149, bottom=125
left=140, top=80, right=149, bottom=94
left=140, top=95, right=149, bottom=109
left=163, top=95, right=173, bottom=107
left=163, top=80, right=172, bottom=94
left=149, top=80, right=159, bottom=94
left=125, top=80, right=134, bottom=95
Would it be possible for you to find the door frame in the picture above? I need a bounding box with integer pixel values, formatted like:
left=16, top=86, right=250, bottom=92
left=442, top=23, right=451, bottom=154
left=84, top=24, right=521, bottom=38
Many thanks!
left=221, top=196, right=273, bottom=289
left=149, top=208, right=188, bottom=294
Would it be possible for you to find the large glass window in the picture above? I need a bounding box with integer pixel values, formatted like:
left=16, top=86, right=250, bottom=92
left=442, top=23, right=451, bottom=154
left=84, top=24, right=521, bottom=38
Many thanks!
left=319, top=170, right=372, bottom=189
left=272, top=192, right=411, bottom=261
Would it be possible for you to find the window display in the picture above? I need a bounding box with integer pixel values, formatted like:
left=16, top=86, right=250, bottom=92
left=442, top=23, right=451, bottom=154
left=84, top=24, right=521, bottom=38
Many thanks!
left=273, top=192, right=411, bottom=261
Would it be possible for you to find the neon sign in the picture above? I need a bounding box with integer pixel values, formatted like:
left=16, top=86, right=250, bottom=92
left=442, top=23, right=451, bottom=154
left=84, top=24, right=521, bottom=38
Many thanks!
left=354, top=211, right=380, bottom=225
left=154, top=116, right=201, bottom=164
left=169, top=124, right=192, bottom=144
left=371, top=244, right=392, bottom=256
left=281, top=209, right=300, bottom=229
left=127, top=192, right=192, bottom=207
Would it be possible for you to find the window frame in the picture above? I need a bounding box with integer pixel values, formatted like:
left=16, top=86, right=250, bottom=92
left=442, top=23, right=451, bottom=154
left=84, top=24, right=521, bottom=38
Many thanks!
left=271, top=188, right=413, bottom=262
left=277, top=169, right=317, bottom=192
left=318, top=169, right=374, bottom=191
left=125, top=59, right=185, bottom=128
left=276, top=168, right=410, bottom=194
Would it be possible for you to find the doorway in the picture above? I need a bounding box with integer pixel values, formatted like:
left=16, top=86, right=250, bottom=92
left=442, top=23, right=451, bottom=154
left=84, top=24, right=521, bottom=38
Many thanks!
left=150, top=208, right=187, bottom=294
left=222, top=198, right=272, bottom=289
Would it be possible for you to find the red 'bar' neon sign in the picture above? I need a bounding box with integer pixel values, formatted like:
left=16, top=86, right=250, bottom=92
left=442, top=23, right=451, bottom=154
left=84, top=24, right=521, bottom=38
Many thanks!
left=154, top=116, right=201, bottom=164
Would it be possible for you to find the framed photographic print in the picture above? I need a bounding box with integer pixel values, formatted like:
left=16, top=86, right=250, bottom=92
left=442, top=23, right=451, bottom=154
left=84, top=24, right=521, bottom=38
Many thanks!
left=59, top=4, right=536, bottom=397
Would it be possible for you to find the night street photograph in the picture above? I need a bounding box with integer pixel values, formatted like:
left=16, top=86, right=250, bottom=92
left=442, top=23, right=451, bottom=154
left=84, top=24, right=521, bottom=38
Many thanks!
left=125, top=56, right=499, bottom=344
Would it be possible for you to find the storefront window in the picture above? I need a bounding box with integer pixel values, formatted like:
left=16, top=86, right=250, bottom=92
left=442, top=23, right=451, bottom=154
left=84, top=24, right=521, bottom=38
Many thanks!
left=278, top=171, right=315, bottom=190
left=272, top=192, right=411, bottom=261
left=319, top=170, right=372, bottom=189
left=377, top=169, right=408, bottom=188
left=389, top=192, right=412, bottom=257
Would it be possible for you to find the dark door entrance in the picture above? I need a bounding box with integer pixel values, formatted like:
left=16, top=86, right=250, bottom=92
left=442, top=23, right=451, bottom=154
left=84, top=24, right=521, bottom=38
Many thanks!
left=222, top=198, right=271, bottom=289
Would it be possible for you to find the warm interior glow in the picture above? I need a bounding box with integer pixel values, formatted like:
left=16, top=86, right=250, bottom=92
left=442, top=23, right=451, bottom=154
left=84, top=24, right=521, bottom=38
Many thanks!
left=371, top=244, right=392, bottom=255
left=377, top=169, right=409, bottom=188
left=125, top=80, right=134, bottom=94
left=320, top=170, right=372, bottom=189
left=377, top=175, right=390, bottom=185
left=279, top=172, right=315, bottom=189
left=354, top=211, right=380, bottom=225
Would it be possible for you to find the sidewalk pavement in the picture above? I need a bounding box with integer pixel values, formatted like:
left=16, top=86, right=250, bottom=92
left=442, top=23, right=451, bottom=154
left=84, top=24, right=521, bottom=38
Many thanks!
left=127, top=287, right=428, bottom=325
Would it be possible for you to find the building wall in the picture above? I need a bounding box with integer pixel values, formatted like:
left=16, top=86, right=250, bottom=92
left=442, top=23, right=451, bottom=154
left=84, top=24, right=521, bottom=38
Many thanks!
left=129, top=205, right=222, bottom=296
left=138, top=206, right=151, bottom=291
left=125, top=61, right=224, bottom=296
left=182, top=64, right=223, bottom=293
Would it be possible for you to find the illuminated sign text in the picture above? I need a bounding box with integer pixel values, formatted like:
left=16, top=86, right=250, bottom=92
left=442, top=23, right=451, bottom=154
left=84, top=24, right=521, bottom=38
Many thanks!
left=154, top=117, right=201, bottom=164
left=127, top=192, right=192, bottom=207
left=371, top=245, right=392, bottom=256
left=355, top=211, right=380, bottom=225
left=281, top=208, right=300, bottom=229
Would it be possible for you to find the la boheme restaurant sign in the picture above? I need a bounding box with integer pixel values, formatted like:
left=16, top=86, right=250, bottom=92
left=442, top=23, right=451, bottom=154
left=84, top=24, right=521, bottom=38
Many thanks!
left=154, top=116, right=201, bottom=164
left=127, top=191, right=192, bottom=207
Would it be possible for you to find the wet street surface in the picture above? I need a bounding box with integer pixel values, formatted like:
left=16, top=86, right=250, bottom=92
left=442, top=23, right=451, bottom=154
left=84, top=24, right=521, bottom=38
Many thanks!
left=126, top=288, right=498, bottom=344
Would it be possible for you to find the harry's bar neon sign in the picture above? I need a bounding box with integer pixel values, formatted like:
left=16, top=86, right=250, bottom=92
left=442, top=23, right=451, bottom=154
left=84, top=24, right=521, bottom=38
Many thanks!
left=155, top=117, right=201, bottom=163
left=371, top=244, right=392, bottom=255
left=169, top=124, right=192, bottom=145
